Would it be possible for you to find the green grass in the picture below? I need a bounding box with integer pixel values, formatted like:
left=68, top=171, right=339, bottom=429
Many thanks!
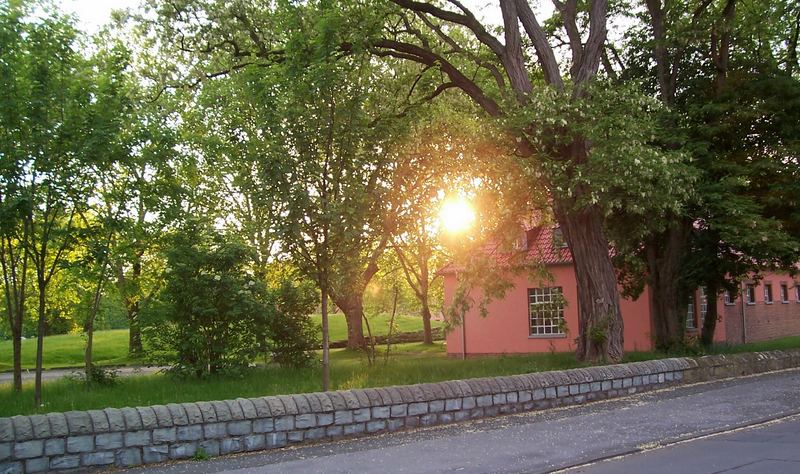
left=0, top=330, right=135, bottom=371
left=0, top=314, right=441, bottom=371
left=2, top=334, right=798, bottom=418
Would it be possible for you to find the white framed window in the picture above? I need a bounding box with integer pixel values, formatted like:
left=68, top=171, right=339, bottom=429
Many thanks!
left=699, top=288, right=708, bottom=322
left=552, top=227, right=568, bottom=249
left=746, top=284, right=756, bottom=304
left=686, top=294, right=696, bottom=329
left=528, top=287, right=565, bottom=336
left=780, top=283, right=789, bottom=303
left=724, top=289, right=734, bottom=305
left=764, top=284, right=773, bottom=304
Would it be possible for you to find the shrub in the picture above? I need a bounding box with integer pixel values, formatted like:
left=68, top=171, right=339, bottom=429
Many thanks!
left=264, top=278, right=319, bottom=368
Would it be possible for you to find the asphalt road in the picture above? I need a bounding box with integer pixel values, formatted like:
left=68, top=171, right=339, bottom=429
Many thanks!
left=125, top=368, right=800, bottom=474
left=572, top=415, right=800, bottom=473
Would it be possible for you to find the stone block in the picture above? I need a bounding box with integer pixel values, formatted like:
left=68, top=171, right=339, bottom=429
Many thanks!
left=137, top=407, right=158, bottom=429
left=95, top=432, right=123, bottom=450
left=391, top=404, right=408, bottom=417
left=291, top=395, right=311, bottom=414
left=579, top=383, right=591, bottom=394
left=176, top=425, right=203, bottom=441
left=227, top=421, right=252, bottom=436
left=82, top=451, right=115, bottom=466
left=295, top=414, right=316, bottom=429
left=492, top=394, right=507, bottom=405
left=454, top=410, right=470, bottom=422
left=199, top=440, right=221, bottom=457
left=590, top=382, right=602, bottom=392
left=66, top=435, right=94, bottom=454
left=183, top=403, right=204, bottom=425
left=237, top=399, right=257, bottom=419
left=340, top=391, right=361, bottom=410
left=28, top=415, right=50, bottom=439
left=319, top=393, right=339, bottom=412
left=142, top=445, right=169, bottom=464
left=167, top=404, right=189, bottom=426
left=220, top=437, right=243, bottom=454
left=278, top=396, right=299, bottom=415
left=444, top=399, right=461, bottom=411
left=343, top=423, right=365, bottom=435
left=429, top=400, right=445, bottom=413
left=485, top=406, right=499, bottom=417
left=327, top=425, right=343, bottom=438
left=462, top=397, right=476, bottom=409
left=306, top=427, right=326, bottom=440
left=658, top=373, right=665, bottom=383
left=439, top=413, right=454, bottom=424
left=65, top=411, right=92, bottom=435
left=225, top=400, right=245, bottom=420
left=265, top=433, right=286, bottom=449
left=665, top=371, right=675, bottom=381
left=152, top=405, right=173, bottom=427
left=243, top=434, right=265, bottom=451
left=601, top=380, right=612, bottom=391
left=353, top=409, right=371, bottom=423
left=0, top=462, right=22, bottom=474
left=121, top=407, right=142, bottom=430
left=476, top=395, right=493, bottom=407
left=124, top=430, right=150, bottom=447
left=46, top=414, right=67, bottom=438
left=366, top=420, right=386, bottom=433
left=116, top=448, right=142, bottom=468
left=87, top=410, right=109, bottom=433
left=152, top=427, right=176, bottom=443
left=49, top=455, right=80, bottom=470
left=0, top=421, right=12, bottom=443
left=169, top=443, right=196, bottom=460
left=104, top=408, right=125, bottom=432
left=335, top=411, right=353, bottom=425
left=10, top=417, right=32, bottom=441
left=204, top=423, right=226, bottom=439
left=197, top=402, right=217, bottom=423
left=13, top=440, right=43, bottom=459
left=387, top=419, right=404, bottom=431
left=211, top=402, right=232, bottom=422
left=632, top=376, right=643, bottom=387
left=612, top=379, right=622, bottom=389
left=408, top=402, right=428, bottom=416
left=371, top=407, right=390, bottom=419
left=43, top=438, right=67, bottom=458
left=253, top=418, right=274, bottom=433
left=24, top=457, right=48, bottom=473
left=545, top=387, right=557, bottom=399
left=274, top=416, right=294, bottom=432
left=0, top=443, right=9, bottom=461
left=266, top=398, right=285, bottom=417
left=250, top=398, right=272, bottom=417
left=507, top=392, right=518, bottom=404
left=420, top=414, right=437, bottom=426
left=317, top=413, right=333, bottom=426
left=287, top=431, right=303, bottom=443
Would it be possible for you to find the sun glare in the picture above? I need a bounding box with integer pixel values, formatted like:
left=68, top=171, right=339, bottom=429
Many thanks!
left=440, top=198, right=475, bottom=234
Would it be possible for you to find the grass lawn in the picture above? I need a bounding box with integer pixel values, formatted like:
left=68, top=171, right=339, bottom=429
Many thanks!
left=0, top=314, right=442, bottom=371
left=2, top=335, right=799, bottom=417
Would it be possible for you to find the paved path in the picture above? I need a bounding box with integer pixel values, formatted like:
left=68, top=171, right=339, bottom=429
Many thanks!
left=0, top=366, right=165, bottom=384
left=127, top=368, right=800, bottom=474
left=571, top=415, right=800, bottom=473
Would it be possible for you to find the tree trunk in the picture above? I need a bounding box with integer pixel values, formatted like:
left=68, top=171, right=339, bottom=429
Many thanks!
left=12, top=331, right=22, bottom=391
left=645, top=221, right=690, bottom=350
left=421, top=300, right=434, bottom=345
left=34, top=281, right=46, bottom=407
left=127, top=299, right=143, bottom=356
left=332, top=293, right=366, bottom=350
left=554, top=203, right=624, bottom=363
left=84, top=273, right=105, bottom=382
left=701, top=281, right=719, bottom=347
left=321, top=286, right=330, bottom=391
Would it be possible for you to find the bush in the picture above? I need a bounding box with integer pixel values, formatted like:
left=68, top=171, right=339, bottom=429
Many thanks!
left=146, top=224, right=270, bottom=376
left=264, top=279, right=319, bottom=368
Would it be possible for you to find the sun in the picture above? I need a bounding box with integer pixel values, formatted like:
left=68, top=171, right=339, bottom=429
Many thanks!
left=440, top=197, right=475, bottom=234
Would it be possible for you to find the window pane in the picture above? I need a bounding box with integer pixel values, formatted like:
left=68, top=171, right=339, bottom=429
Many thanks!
left=528, top=287, right=565, bottom=336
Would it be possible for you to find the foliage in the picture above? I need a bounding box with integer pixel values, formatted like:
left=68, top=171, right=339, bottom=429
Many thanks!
left=263, top=277, right=319, bottom=368
left=145, top=222, right=270, bottom=376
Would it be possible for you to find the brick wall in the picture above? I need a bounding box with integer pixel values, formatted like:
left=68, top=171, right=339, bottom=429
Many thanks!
left=722, top=290, right=800, bottom=344
left=1, top=350, right=799, bottom=473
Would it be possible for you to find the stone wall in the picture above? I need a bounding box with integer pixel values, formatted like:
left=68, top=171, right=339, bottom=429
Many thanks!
left=2, top=350, right=799, bottom=473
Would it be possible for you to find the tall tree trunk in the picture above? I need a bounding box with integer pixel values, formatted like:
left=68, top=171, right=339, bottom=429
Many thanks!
left=34, top=279, right=46, bottom=406
left=554, top=203, right=624, bottom=362
left=11, top=331, right=22, bottom=391
left=321, top=285, right=330, bottom=391
left=333, top=293, right=366, bottom=350
left=701, top=281, right=719, bottom=347
left=421, top=300, right=433, bottom=345
left=645, top=221, right=690, bottom=350
left=127, top=299, right=143, bottom=356
left=84, top=271, right=106, bottom=382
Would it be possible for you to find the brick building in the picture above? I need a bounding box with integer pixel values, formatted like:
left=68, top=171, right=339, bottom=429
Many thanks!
left=441, top=226, right=800, bottom=357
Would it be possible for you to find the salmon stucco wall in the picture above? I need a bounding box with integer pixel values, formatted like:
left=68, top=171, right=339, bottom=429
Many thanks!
left=443, top=265, right=654, bottom=356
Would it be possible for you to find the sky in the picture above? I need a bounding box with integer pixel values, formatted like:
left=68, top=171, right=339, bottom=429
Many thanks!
left=61, top=0, right=142, bottom=33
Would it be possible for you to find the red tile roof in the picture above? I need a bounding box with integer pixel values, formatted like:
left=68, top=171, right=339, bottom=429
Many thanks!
left=437, top=226, right=573, bottom=275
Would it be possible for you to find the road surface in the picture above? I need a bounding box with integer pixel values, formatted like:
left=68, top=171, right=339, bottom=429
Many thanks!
left=126, top=368, right=800, bottom=473
left=0, top=366, right=165, bottom=384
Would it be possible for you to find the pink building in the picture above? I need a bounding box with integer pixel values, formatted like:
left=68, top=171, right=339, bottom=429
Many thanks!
left=441, top=226, right=800, bottom=357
